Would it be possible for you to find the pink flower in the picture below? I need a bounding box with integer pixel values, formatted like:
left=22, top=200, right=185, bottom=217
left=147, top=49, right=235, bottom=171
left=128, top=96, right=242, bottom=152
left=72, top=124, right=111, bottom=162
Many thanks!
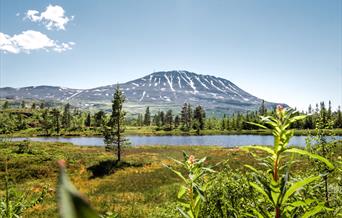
left=188, top=155, right=196, bottom=165
left=276, top=105, right=284, bottom=111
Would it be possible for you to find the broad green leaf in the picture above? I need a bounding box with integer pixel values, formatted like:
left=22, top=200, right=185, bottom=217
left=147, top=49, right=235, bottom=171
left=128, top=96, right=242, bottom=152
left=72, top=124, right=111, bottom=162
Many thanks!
left=242, top=145, right=275, bottom=156
left=177, top=208, right=192, bottom=218
left=178, top=185, right=187, bottom=199
left=289, top=115, right=307, bottom=123
left=281, top=176, right=320, bottom=204
left=163, top=164, right=188, bottom=183
left=301, top=205, right=325, bottom=218
left=285, top=148, right=334, bottom=170
left=244, top=164, right=259, bottom=174
left=251, top=209, right=265, bottom=218
left=169, top=158, right=185, bottom=166
left=57, top=161, right=100, bottom=218
left=246, top=121, right=267, bottom=129
left=249, top=182, right=272, bottom=204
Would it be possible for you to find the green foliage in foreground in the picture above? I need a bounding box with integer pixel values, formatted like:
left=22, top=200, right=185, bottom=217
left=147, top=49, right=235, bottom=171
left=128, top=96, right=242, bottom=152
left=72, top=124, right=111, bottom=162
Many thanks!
left=167, top=106, right=341, bottom=217
left=165, top=153, right=214, bottom=218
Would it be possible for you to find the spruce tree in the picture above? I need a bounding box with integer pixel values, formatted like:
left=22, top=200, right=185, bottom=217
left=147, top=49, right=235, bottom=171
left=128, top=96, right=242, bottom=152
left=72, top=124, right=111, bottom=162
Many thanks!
left=174, top=115, right=180, bottom=128
left=85, top=112, right=91, bottom=127
left=193, top=105, right=205, bottom=131
left=335, top=106, right=342, bottom=128
left=259, top=100, right=266, bottom=115
left=103, top=85, right=127, bottom=162
left=160, top=111, right=165, bottom=127
left=94, top=110, right=105, bottom=127
left=144, top=106, right=151, bottom=126
left=165, top=109, right=173, bottom=130
left=181, top=103, right=188, bottom=130
left=31, top=103, right=36, bottom=110
left=40, top=109, right=51, bottom=135
left=2, top=101, right=9, bottom=109
left=187, top=104, right=193, bottom=129
left=51, top=108, right=61, bottom=134
left=62, top=103, right=71, bottom=129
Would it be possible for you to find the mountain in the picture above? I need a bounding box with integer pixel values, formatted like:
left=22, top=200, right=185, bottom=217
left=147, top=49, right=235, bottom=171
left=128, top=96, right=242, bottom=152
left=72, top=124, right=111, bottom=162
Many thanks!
left=0, top=70, right=284, bottom=115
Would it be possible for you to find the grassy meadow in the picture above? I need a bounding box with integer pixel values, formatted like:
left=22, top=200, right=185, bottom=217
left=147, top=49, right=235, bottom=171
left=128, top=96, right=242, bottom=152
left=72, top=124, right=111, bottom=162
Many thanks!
left=1, top=140, right=341, bottom=217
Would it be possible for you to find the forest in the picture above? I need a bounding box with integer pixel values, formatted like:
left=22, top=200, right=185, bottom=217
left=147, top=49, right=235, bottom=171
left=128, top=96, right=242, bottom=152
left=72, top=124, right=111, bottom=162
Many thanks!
left=0, top=99, right=341, bottom=137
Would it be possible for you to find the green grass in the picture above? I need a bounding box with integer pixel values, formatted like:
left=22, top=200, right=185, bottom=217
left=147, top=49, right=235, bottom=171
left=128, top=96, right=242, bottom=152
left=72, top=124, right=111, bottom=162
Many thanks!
left=0, top=141, right=258, bottom=217
left=0, top=140, right=341, bottom=217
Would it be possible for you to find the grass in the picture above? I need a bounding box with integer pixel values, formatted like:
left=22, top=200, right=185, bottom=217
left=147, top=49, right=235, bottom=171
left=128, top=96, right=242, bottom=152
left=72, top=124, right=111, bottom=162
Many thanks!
left=0, top=140, right=341, bottom=217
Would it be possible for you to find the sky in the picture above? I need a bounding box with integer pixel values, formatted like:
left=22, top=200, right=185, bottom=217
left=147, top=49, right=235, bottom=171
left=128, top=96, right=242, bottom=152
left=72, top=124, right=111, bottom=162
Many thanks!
left=0, top=0, right=341, bottom=111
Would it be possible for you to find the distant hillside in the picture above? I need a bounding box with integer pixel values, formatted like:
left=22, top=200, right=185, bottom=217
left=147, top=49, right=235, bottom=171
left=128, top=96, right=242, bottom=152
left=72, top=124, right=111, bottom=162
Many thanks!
left=0, top=70, right=286, bottom=116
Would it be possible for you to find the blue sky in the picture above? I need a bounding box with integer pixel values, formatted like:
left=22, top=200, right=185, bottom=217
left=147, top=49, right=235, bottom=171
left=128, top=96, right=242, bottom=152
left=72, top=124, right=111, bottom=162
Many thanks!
left=0, top=0, right=341, bottom=110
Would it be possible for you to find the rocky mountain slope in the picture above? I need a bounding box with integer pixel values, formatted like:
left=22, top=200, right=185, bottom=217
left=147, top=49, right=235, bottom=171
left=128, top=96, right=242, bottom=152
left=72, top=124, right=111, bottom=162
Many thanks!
left=0, top=70, right=284, bottom=115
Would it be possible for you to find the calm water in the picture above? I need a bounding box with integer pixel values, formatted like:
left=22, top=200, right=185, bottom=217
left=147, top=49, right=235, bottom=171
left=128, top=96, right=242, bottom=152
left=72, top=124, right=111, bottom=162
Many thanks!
left=11, top=135, right=341, bottom=147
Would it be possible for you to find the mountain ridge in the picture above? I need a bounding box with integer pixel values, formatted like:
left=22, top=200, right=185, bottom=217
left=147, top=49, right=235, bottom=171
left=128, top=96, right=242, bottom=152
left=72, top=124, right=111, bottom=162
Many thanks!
left=0, top=70, right=285, bottom=115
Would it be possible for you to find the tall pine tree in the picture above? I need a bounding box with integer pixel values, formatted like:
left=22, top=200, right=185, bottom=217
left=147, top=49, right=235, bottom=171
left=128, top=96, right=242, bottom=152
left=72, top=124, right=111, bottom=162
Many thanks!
left=103, top=85, right=127, bottom=161
left=144, top=106, right=151, bottom=126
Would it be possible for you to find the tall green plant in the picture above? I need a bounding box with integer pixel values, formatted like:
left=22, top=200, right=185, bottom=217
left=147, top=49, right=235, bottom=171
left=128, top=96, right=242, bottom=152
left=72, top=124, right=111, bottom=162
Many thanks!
left=0, top=158, right=47, bottom=218
left=243, top=106, right=334, bottom=217
left=165, top=152, right=214, bottom=218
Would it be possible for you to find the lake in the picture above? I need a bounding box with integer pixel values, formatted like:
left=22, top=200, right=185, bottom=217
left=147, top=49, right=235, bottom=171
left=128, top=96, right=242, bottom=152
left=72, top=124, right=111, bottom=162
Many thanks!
left=11, top=135, right=342, bottom=147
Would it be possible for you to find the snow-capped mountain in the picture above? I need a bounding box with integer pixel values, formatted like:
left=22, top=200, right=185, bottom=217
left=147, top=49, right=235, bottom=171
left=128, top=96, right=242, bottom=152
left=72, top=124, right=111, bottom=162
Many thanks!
left=0, top=71, right=283, bottom=115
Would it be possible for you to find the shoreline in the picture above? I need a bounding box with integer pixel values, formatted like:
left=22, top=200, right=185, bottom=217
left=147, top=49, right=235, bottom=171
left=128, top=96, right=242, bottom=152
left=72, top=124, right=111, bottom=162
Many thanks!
left=2, top=128, right=342, bottom=138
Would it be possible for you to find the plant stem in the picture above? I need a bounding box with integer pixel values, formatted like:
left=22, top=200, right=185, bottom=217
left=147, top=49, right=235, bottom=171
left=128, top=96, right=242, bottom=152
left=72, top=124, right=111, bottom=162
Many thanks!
left=274, top=155, right=280, bottom=218
left=5, top=157, right=10, bottom=217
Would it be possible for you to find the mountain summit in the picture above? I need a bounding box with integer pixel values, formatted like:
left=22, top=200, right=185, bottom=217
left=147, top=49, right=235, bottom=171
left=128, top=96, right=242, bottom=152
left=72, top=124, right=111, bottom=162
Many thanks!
left=0, top=70, right=283, bottom=115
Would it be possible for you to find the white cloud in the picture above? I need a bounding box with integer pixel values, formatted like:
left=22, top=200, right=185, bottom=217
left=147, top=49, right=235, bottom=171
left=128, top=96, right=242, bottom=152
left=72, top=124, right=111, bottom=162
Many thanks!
left=0, top=30, right=75, bottom=54
left=25, top=5, right=72, bottom=30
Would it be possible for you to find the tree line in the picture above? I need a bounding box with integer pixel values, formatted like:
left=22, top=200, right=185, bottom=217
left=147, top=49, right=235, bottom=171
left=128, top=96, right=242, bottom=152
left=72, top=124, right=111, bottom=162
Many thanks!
left=1, top=98, right=341, bottom=135
left=130, top=100, right=342, bottom=131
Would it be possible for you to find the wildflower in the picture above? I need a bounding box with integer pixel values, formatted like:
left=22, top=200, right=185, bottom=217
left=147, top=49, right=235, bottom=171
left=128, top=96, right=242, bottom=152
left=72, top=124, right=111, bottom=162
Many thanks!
left=187, top=155, right=196, bottom=165
left=276, top=105, right=284, bottom=112
left=276, top=105, right=285, bottom=119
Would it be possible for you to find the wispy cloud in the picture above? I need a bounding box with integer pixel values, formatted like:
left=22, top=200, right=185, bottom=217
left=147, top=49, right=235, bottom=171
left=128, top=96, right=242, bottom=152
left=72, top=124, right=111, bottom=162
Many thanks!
left=0, top=30, right=75, bottom=54
left=25, top=5, right=73, bottom=30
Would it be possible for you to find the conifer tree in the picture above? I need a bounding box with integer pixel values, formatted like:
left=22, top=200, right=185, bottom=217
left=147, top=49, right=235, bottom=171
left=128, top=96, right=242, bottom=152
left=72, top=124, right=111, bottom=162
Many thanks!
left=51, top=108, right=61, bottom=134
left=144, top=106, right=151, bottom=126
left=221, top=114, right=226, bottom=131
left=181, top=103, right=188, bottom=130
left=154, top=112, right=161, bottom=127
left=335, top=106, right=342, bottom=128
left=85, top=112, right=91, bottom=127
left=160, top=111, right=165, bottom=126
left=259, top=100, right=266, bottom=115
left=40, top=109, right=51, bottom=135
left=2, top=101, right=9, bottom=109
left=62, top=103, right=71, bottom=129
left=193, top=105, right=205, bottom=131
left=94, top=110, right=105, bottom=127
left=103, top=85, right=127, bottom=162
left=137, top=114, right=143, bottom=127
left=174, top=115, right=180, bottom=128
left=165, top=109, right=173, bottom=130
left=31, top=103, right=36, bottom=110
